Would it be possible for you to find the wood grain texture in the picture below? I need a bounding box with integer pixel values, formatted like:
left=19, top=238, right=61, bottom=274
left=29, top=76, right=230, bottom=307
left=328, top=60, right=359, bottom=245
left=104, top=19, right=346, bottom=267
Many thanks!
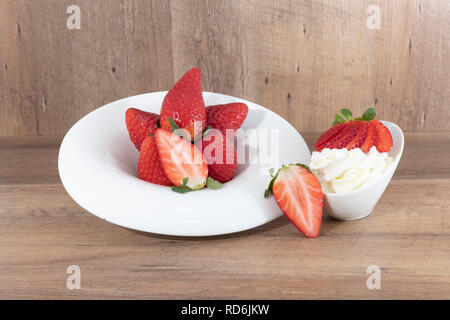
left=0, top=133, right=449, bottom=299
left=0, top=0, right=449, bottom=136
left=0, top=0, right=173, bottom=136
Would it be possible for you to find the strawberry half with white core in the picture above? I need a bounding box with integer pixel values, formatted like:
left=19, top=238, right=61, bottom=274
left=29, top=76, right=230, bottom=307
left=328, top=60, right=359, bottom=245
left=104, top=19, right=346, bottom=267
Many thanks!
left=313, top=108, right=393, bottom=153
left=265, top=164, right=323, bottom=238
left=154, top=129, right=208, bottom=192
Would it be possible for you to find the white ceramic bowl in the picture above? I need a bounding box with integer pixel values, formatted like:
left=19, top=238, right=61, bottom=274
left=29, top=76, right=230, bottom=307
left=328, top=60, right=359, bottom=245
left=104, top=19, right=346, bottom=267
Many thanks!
left=58, top=91, right=311, bottom=236
left=323, top=121, right=404, bottom=221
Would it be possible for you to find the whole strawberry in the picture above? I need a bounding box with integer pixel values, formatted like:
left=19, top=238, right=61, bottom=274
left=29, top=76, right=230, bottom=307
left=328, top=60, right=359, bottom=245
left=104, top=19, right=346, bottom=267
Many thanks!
left=201, top=130, right=238, bottom=183
left=206, top=103, right=248, bottom=137
left=160, top=68, right=206, bottom=141
left=125, top=108, right=160, bottom=150
left=138, top=136, right=172, bottom=186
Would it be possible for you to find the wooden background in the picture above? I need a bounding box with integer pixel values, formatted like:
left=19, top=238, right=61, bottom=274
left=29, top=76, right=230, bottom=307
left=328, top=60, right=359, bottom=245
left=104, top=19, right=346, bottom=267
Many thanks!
left=1, top=1, right=450, bottom=300
left=0, top=0, right=449, bottom=137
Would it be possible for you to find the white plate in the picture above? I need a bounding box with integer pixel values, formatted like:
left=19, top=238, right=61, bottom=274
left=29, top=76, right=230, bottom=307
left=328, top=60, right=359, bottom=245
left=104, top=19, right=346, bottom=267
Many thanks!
left=58, top=92, right=311, bottom=236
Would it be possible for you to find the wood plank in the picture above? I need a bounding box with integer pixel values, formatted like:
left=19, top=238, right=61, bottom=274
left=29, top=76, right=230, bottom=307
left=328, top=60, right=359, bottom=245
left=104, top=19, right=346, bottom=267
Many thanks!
left=0, top=136, right=62, bottom=185
left=0, top=180, right=449, bottom=299
left=0, top=0, right=40, bottom=135
left=0, top=134, right=449, bottom=299
left=1, top=1, right=449, bottom=136
left=170, top=0, right=450, bottom=132
left=0, top=0, right=173, bottom=136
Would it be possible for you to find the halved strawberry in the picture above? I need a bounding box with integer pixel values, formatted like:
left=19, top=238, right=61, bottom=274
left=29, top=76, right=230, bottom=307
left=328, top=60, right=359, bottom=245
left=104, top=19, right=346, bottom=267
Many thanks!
left=265, top=164, right=323, bottom=238
left=372, top=120, right=393, bottom=152
left=138, top=136, right=172, bottom=186
left=160, top=68, right=206, bottom=141
left=206, top=103, right=248, bottom=137
left=201, top=130, right=238, bottom=183
left=125, top=108, right=159, bottom=150
left=154, top=128, right=208, bottom=191
left=360, top=121, right=376, bottom=152
left=314, top=122, right=346, bottom=150
left=346, top=121, right=369, bottom=150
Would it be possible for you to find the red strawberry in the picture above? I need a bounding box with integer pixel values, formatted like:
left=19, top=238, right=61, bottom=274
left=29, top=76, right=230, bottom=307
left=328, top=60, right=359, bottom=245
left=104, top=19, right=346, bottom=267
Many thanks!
left=314, top=108, right=393, bottom=153
left=154, top=129, right=208, bottom=190
left=360, top=121, right=376, bottom=152
left=346, top=121, right=369, bottom=150
left=317, top=122, right=359, bottom=151
left=265, top=164, right=323, bottom=238
left=125, top=108, right=159, bottom=150
left=201, top=131, right=238, bottom=183
left=206, top=103, right=248, bottom=137
left=313, top=122, right=346, bottom=150
left=372, top=120, right=393, bottom=152
left=138, top=136, right=172, bottom=186
left=160, top=68, right=206, bottom=141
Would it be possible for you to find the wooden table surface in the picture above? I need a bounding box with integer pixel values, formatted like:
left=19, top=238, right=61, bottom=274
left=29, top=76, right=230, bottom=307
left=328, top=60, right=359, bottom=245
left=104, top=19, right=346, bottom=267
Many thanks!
left=1, top=132, right=449, bottom=299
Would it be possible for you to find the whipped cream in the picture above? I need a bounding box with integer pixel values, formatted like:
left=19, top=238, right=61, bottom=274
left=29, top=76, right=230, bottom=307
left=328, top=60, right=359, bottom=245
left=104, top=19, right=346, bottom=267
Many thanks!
left=310, top=147, right=393, bottom=194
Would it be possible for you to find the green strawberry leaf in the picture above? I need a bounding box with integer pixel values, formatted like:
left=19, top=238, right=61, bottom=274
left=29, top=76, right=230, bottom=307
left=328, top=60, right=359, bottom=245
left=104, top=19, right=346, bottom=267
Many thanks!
left=168, top=117, right=192, bottom=140
left=193, top=126, right=213, bottom=143
left=330, top=107, right=377, bottom=125
left=171, top=186, right=191, bottom=194
left=206, top=177, right=223, bottom=190
left=156, top=119, right=161, bottom=128
left=332, top=114, right=346, bottom=126
left=340, top=108, right=353, bottom=120
left=362, top=107, right=376, bottom=121
left=168, top=117, right=180, bottom=132
left=264, top=168, right=281, bottom=198
left=171, top=177, right=192, bottom=194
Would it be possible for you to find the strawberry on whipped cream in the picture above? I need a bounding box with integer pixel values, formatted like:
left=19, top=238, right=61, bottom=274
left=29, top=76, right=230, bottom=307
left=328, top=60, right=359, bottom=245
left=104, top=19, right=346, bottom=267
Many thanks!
left=310, top=146, right=393, bottom=194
